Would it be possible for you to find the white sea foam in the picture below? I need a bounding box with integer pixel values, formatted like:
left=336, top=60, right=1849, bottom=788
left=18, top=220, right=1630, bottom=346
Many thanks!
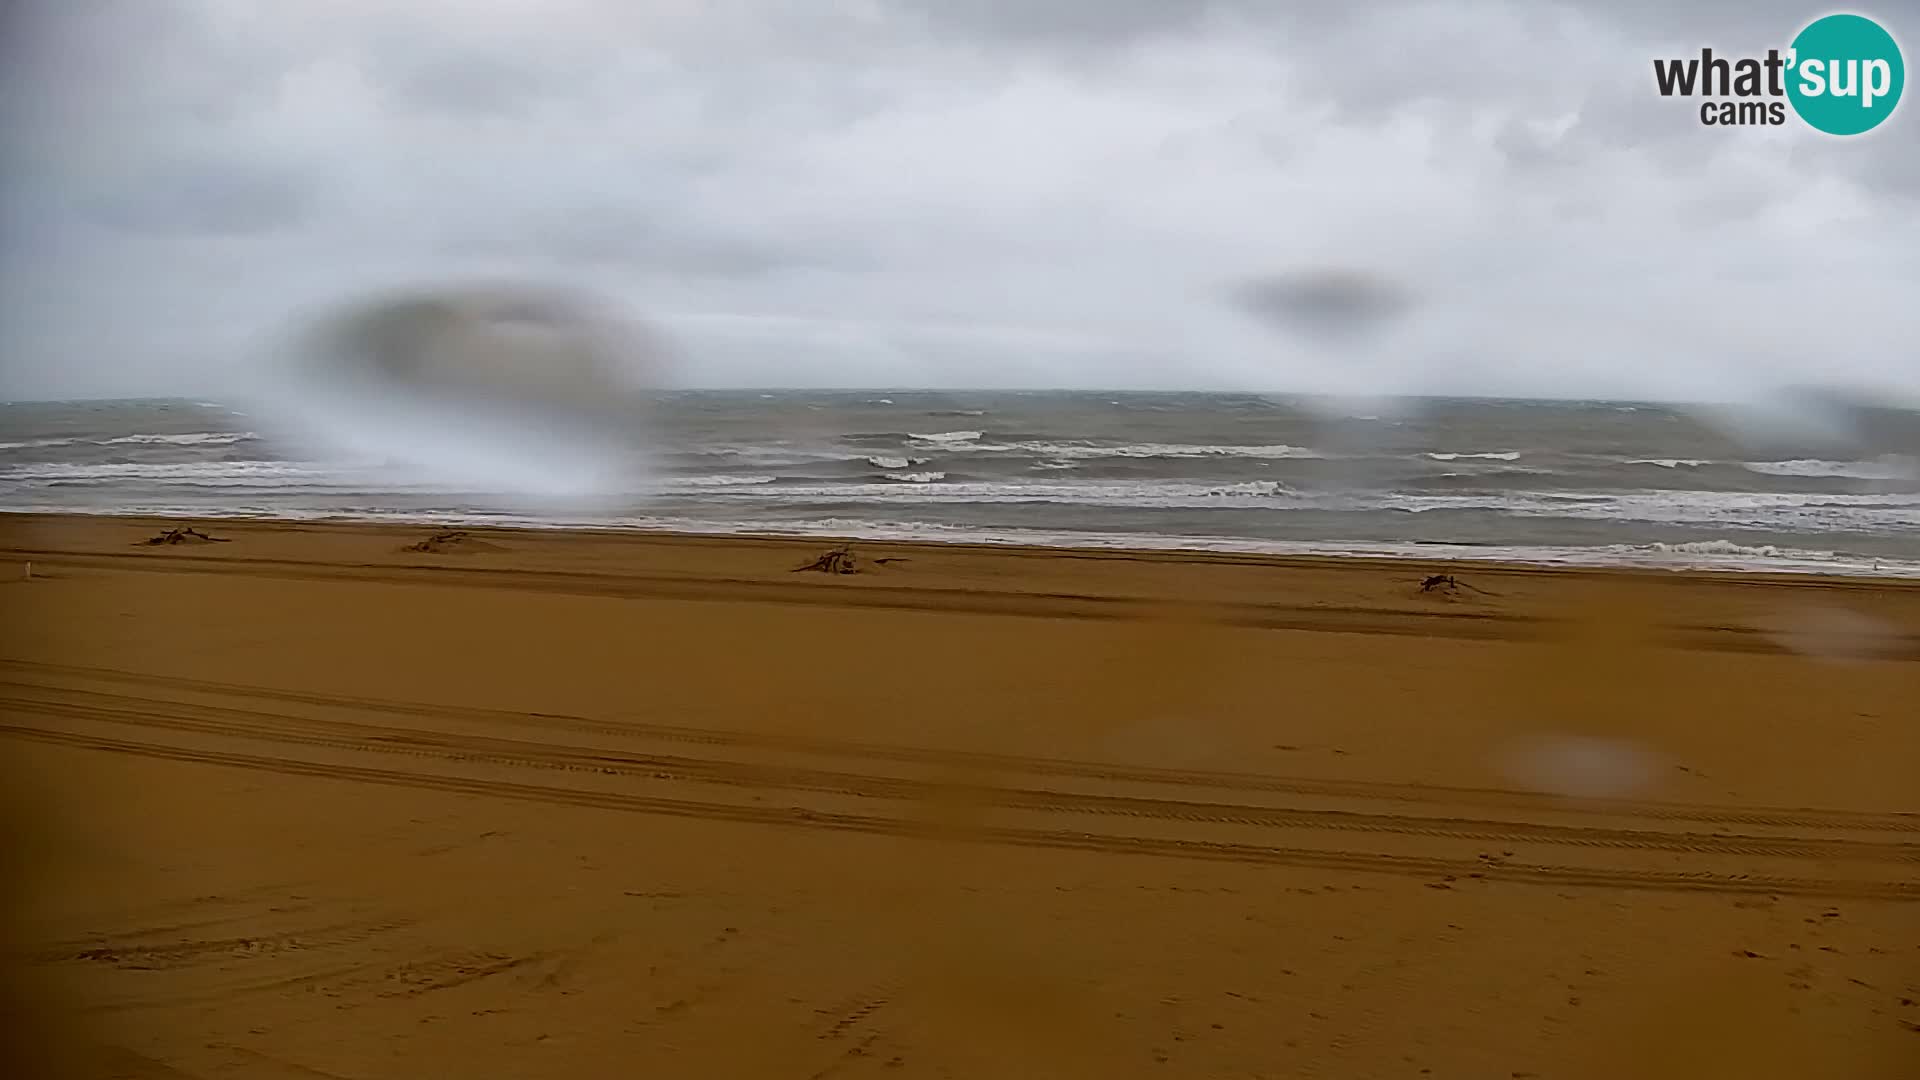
left=698, top=444, right=855, bottom=464
left=1381, top=489, right=1920, bottom=529
left=1629, top=458, right=1713, bottom=468
left=663, top=478, right=1310, bottom=508
left=906, top=430, right=983, bottom=443
left=14, top=457, right=1917, bottom=534
left=922, top=439, right=1323, bottom=460
left=0, top=432, right=257, bottom=451
left=660, top=474, right=777, bottom=486
left=100, top=431, right=258, bottom=447
left=1200, top=480, right=1290, bottom=497
left=864, top=455, right=928, bottom=469
left=1648, top=539, right=1804, bottom=559
left=0, top=436, right=83, bottom=450
left=1095, top=442, right=1322, bottom=459
left=1742, top=458, right=1915, bottom=480
left=1425, top=451, right=1521, bottom=461
left=0, top=460, right=346, bottom=488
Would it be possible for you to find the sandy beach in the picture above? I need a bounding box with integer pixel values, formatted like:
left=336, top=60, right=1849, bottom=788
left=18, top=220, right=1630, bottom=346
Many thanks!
left=1, top=511, right=1916, bottom=1079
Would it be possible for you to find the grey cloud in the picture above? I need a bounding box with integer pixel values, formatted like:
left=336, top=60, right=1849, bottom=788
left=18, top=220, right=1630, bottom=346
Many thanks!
left=78, top=161, right=313, bottom=236
left=1837, top=129, right=1920, bottom=200
left=1566, top=0, right=1859, bottom=41
left=0, top=0, right=1916, bottom=402
left=892, top=0, right=1232, bottom=48
left=381, top=52, right=556, bottom=115
left=896, top=0, right=1846, bottom=50
left=347, top=15, right=607, bottom=117
left=440, top=207, right=858, bottom=279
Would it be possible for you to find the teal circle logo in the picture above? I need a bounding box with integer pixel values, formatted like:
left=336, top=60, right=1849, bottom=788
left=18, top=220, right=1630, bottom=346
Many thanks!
left=1786, top=14, right=1905, bottom=135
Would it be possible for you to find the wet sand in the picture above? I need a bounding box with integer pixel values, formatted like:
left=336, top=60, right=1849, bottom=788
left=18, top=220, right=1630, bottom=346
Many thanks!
left=1, top=512, right=1916, bottom=1078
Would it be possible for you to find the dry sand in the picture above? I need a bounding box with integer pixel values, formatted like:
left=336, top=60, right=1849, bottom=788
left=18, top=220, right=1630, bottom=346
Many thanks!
left=0, top=512, right=1916, bottom=1079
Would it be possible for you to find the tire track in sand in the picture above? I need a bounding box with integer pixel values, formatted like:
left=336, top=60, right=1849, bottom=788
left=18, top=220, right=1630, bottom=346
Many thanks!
left=3, top=722, right=1915, bottom=902
left=3, top=659, right=1913, bottom=835
left=5, top=687, right=1917, bottom=868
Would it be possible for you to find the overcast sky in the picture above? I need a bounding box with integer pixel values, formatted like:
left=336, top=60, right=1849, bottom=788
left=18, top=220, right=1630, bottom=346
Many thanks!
left=1, top=1, right=1914, bottom=402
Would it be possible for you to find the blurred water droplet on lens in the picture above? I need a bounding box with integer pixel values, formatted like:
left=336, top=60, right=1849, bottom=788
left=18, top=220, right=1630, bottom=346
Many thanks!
left=1227, top=270, right=1424, bottom=499
left=259, top=283, right=668, bottom=505
left=1686, top=388, right=1863, bottom=456
left=1760, top=608, right=1901, bottom=665
left=1229, top=268, right=1416, bottom=347
left=1495, top=734, right=1662, bottom=800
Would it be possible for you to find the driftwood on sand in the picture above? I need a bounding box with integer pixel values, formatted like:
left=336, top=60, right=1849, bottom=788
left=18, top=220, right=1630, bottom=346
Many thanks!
left=138, top=526, right=231, bottom=546
left=403, top=530, right=504, bottom=554
left=405, top=529, right=467, bottom=552
left=791, top=543, right=911, bottom=575
left=794, top=544, right=859, bottom=574
left=791, top=542, right=915, bottom=573
left=1420, top=573, right=1497, bottom=596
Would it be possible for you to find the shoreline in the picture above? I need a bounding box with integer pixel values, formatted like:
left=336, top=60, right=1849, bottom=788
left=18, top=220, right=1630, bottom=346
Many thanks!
left=7, top=512, right=1920, bottom=666
left=6, top=507, right=1920, bottom=584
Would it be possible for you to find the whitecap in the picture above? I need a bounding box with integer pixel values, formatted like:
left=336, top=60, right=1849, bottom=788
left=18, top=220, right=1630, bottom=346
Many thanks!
left=1648, top=539, right=1803, bottom=558
left=932, top=439, right=1321, bottom=460
left=662, top=474, right=778, bottom=487
left=0, top=436, right=83, bottom=450
left=99, top=431, right=258, bottom=447
left=1200, top=480, right=1290, bottom=497
left=1742, top=458, right=1915, bottom=481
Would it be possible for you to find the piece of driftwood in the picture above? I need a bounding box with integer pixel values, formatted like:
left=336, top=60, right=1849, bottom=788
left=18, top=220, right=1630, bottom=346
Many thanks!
left=794, top=544, right=859, bottom=574
left=1420, top=573, right=1497, bottom=596
left=405, top=530, right=466, bottom=552
left=403, top=529, right=505, bottom=554
left=138, top=526, right=230, bottom=546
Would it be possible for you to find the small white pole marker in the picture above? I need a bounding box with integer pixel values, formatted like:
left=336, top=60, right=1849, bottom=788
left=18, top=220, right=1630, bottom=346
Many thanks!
left=23, top=561, right=31, bottom=580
